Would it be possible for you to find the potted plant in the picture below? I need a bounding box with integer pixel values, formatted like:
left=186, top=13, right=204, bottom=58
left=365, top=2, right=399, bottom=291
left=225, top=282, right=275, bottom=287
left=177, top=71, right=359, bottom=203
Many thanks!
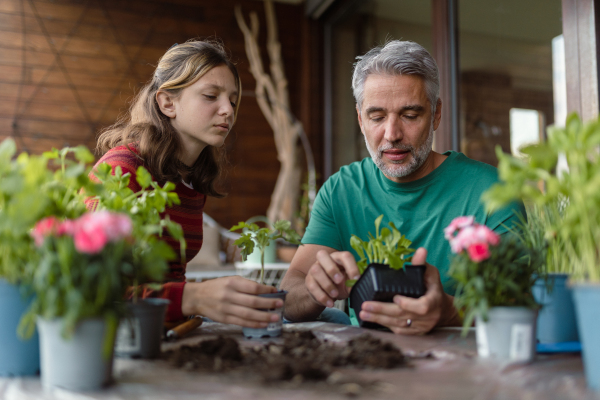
left=482, top=113, right=600, bottom=386
left=446, top=216, right=543, bottom=363
left=90, top=162, right=185, bottom=359
left=345, top=215, right=422, bottom=329
left=230, top=218, right=301, bottom=338
left=0, top=139, right=100, bottom=377
left=515, top=201, right=578, bottom=344
left=21, top=212, right=136, bottom=390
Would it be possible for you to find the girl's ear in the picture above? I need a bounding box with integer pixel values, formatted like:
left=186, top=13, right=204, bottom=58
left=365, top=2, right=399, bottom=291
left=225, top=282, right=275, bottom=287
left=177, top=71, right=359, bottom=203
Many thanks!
left=156, top=90, right=176, bottom=118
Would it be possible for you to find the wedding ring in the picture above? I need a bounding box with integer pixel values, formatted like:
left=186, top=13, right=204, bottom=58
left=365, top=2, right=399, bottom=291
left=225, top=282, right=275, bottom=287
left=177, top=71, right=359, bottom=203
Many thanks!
left=406, top=318, right=412, bottom=327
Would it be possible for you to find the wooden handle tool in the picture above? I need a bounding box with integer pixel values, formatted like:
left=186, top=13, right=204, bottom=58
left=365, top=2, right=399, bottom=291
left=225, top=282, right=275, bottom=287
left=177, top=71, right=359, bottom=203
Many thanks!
left=166, top=317, right=203, bottom=341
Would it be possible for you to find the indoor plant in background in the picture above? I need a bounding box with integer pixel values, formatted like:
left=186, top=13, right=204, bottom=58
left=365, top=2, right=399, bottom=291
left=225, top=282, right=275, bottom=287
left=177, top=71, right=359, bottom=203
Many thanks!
left=230, top=217, right=301, bottom=338
left=446, top=216, right=544, bottom=363
left=346, top=215, right=421, bottom=329
left=0, top=139, right=100, bottom=377
left=90, top=162, right=185, bottom=359
left=482, top=113, right=600, bottom=387
left=514, top=201, right=578, bottom=345
left=22, top=212, right=133, bottom=391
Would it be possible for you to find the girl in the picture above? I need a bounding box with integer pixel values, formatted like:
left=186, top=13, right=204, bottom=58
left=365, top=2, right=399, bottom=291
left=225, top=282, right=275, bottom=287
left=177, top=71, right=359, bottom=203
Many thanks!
left=90, top=39, right=282, bottom=328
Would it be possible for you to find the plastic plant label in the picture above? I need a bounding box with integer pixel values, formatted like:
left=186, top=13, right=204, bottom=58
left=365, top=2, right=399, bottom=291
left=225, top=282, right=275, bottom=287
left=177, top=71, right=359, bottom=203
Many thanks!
left=116, top=318, right=141, bottom=353
left=476, top=322, right=490, bottom=357
left=509, top=323, right=533, bottom=361
left=267, top=307, right=284, bottom=331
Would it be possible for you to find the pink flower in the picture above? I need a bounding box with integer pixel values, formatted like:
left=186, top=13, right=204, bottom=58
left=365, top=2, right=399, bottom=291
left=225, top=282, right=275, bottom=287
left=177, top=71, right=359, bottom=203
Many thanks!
left=73, top=225, right=108, bottom=254
left=448, top=222, right=500, bottom=254
left=71, top=211, right=132, bottom=253
left=31, top=217, right=61, bottom=246
left=467, top=243, right=491, bottom=263
left=444, top=216, right=475, bottom=240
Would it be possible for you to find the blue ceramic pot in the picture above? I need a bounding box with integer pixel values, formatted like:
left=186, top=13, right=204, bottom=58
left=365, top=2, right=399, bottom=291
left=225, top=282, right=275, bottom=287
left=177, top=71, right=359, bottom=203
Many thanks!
left=533, top=274, right=579, bottom=343
left=0, top=279, right=40, bottom=376
left=572, top=284, right=600, bottom=390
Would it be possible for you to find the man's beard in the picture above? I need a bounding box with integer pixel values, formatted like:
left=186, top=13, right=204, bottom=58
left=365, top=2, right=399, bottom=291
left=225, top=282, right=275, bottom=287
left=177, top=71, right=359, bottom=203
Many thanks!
left=364, top=122, right=434, bottom=179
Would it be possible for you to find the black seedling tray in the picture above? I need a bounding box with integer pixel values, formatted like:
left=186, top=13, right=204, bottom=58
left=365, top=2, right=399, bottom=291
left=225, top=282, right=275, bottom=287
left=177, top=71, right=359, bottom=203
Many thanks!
left=350, top=263, right=426, bottom=329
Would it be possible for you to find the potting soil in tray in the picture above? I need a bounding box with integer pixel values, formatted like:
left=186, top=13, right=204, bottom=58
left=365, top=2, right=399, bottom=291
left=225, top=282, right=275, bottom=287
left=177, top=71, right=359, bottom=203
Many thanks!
left=163, top=331, right=406, bottom=383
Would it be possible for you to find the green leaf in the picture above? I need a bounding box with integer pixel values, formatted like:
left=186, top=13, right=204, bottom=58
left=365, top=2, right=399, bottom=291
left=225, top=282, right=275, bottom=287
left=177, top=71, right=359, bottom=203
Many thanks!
left=136, top=166, right=152, bottom=189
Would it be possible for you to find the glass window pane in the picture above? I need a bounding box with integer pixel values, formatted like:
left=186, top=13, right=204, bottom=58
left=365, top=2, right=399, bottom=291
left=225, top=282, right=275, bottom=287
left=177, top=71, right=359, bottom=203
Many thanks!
left=459, top=0, right=563, bottom=166
left=330, top=1, right=432, bottom=174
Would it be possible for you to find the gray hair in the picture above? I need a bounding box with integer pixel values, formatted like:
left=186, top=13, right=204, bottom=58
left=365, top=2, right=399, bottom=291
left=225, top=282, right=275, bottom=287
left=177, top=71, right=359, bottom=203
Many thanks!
left=352, top=40, right=440, bottom=113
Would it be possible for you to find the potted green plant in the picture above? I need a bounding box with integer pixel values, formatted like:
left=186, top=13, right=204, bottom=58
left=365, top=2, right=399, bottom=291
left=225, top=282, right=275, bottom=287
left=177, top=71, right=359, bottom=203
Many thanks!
left=446, top=216, right=543, bottom=363
left=0, top=139, right=100, bottom=377
left=23, top=212, right=137, bottom=390
left=482, top=113, right=600, bottom=386
left=230, top=218, right=301, bottom=338
left=514, top=201, right=578, bottom=344
left=90, top=162, right=185, bottom=359
left=346, top=215, right=421, bottom=329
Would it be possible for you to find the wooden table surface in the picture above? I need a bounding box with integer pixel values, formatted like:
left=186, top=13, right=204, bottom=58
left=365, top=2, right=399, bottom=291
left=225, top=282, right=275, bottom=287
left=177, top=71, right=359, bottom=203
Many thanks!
left=1, top=321, right=598, bottom=400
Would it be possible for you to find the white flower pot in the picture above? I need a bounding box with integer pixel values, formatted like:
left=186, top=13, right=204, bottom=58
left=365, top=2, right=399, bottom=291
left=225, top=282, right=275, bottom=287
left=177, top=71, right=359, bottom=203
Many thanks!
left=37, top=317, right=115, bottom=391
left=475, top=306, right=537, bottom=363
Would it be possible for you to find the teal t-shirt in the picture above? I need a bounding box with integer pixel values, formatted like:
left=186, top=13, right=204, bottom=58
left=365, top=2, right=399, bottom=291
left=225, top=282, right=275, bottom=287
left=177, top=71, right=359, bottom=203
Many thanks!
left=302, top=151, right=524, bottom=294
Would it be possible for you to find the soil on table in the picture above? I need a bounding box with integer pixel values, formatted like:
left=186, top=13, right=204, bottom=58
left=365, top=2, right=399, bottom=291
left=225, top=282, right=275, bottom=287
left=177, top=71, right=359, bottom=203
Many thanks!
left=164, top=331, right=406, bottom=386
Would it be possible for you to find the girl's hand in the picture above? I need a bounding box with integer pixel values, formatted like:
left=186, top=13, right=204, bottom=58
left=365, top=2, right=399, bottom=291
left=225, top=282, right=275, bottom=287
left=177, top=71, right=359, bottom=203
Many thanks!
left=181, top=276, right=282, bottom=328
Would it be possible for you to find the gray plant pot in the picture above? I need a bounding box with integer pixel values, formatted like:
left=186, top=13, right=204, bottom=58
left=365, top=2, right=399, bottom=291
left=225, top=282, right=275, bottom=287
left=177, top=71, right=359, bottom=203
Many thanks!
left=242, top=291, right=287, bottom=339
left=37, top=317, right=115, bottom=391
left=475, top=306, right=538, bottom=363
left=116, top=298, right=169, bottom=359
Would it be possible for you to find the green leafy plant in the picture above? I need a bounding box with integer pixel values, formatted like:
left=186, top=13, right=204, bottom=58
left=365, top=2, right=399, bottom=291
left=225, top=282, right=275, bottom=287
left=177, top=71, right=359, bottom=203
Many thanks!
left=346, top=215, right=414, bottom=287
left=511, top=200, right=567, bottom=275
left=90, top=163, right=186, bottom=301
left=0, top=139, right=101, bottom=284
left=230, top=218, right=302, bottom=285
left=445, top=217, right=544, bottom=335
left=482, top=113, right=600, bottom=281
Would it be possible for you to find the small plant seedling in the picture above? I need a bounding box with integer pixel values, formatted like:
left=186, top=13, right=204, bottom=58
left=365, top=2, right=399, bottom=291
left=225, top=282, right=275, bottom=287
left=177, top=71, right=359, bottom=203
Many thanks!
left=347, top=215, right=414, bottom=287
left=231, top=218, right=301, bottom=285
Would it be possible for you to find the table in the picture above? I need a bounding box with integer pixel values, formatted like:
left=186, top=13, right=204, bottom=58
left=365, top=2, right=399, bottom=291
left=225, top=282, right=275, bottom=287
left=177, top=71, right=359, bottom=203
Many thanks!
left=1, top=322, right=598, bottom=400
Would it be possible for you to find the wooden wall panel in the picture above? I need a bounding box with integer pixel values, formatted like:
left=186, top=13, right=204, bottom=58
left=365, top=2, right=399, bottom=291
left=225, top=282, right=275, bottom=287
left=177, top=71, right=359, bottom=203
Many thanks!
left=0, top=0, right=317, bottom=229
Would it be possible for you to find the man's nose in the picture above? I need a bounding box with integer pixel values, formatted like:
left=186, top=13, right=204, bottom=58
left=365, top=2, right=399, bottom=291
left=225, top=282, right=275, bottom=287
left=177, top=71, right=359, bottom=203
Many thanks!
left=383, top=116, right=404, bottom=143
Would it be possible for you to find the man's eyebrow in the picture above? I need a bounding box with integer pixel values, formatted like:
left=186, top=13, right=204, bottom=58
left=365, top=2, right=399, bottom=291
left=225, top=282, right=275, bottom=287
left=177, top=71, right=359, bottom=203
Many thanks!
left=365, top=104, right=425, bottom=114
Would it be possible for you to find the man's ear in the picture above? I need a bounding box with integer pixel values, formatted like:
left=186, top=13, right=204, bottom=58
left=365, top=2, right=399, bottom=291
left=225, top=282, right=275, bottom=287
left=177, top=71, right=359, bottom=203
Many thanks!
left=433, top=99, right=442, bottom=131
left=156, top=90, right=176, bottom=118
left=356, top=104, right=365, bottom=135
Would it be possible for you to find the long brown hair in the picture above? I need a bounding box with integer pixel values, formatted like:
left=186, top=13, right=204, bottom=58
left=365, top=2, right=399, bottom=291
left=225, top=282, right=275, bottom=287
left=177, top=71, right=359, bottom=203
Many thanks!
left=96, top=39, right=241, bottom=197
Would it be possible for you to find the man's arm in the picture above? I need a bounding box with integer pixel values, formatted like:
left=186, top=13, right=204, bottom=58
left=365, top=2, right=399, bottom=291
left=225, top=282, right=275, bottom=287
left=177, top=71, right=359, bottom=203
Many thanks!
left=280, top=244, right=360, bottom=322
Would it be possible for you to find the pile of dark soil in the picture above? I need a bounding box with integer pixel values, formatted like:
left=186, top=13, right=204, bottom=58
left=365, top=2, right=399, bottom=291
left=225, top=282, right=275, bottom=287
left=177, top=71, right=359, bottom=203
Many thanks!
left=164, top=331, right=405, bottom=384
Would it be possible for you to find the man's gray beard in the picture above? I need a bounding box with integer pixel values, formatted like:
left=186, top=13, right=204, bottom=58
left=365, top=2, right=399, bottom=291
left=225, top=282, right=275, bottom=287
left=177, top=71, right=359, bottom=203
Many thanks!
left=364, top=123, right=435, bottom=179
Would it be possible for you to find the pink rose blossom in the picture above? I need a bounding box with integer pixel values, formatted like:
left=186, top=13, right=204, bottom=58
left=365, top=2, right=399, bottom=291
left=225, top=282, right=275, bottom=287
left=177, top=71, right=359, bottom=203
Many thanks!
left=444, top=216, right=475, bottom=240
left=31, top=217, right=61, bottom=246
left=32, top=211, right=132, bottom=254
left=467, top=243, right=491, bottom=262
left=73, top=226, right=108, bottom=254
left=448, top=221, right=500, bottom=254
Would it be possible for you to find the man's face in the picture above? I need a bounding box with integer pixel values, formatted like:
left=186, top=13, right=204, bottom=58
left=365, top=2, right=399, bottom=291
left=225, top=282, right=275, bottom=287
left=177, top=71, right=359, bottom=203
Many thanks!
left=357, top=74, right=441, bottom=183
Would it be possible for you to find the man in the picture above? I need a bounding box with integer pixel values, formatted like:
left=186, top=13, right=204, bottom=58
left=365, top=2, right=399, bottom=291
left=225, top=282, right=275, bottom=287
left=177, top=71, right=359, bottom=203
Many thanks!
left=280, top=40, right=522, bottom=335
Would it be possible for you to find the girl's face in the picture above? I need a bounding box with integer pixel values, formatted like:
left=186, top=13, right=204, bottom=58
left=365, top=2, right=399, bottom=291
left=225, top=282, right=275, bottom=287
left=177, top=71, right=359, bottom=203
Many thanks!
left=170, top=65, right=238, bottom=157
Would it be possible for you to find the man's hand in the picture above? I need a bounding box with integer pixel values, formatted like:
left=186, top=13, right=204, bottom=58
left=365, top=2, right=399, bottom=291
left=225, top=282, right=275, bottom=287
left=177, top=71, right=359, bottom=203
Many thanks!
left=358, top=248, right=461, bottom=335
left=181, top=276, right=283, bottom=328
left=305, top=250, right=361, bottom=308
